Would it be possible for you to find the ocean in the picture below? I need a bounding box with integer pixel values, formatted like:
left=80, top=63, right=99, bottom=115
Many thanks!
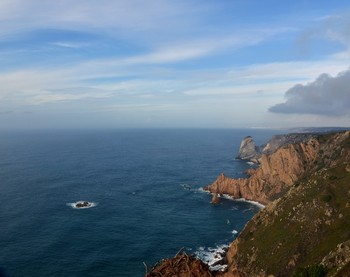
left=0, top=129, right=281, bottom=276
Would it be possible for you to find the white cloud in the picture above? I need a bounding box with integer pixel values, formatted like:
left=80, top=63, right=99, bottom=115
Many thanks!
left=49, top=42, right=89, bottom=49
left=269, top=69, right=350, bottom=116
left=0, top=0, right=206, bottom=38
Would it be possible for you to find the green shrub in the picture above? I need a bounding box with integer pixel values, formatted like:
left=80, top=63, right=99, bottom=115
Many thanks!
left=293, top=265, right=327, bottom=277
left=293, top=267, right=309, bottom=277
left=321, top=194, right=332, bottom=202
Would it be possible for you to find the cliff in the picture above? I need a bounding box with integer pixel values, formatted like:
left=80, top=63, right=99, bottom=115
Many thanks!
left=223, top=131, right=350, bottom=277
left=236, top=133, right=317, bottom=164
left=147, top=131, right=350, bottom=277
left=205, top=136, right=320, bottom=205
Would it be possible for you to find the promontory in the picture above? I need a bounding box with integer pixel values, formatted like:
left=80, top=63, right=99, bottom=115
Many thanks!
left=146, top=130, right=350, bottom=277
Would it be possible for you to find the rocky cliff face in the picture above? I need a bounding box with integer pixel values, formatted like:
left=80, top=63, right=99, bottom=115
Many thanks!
left=206, top=137, right=320, bottom=205
left=236, top=136, right=262, bottom=163
left=145, top=251, right=213, bottom=277
left=147, top=131, right=350, bottom=277
left=263, top=133, right=316, bottom=155
left=223, top=131, right=350, bottom=277
left=236, top=133, right=317, bottom=164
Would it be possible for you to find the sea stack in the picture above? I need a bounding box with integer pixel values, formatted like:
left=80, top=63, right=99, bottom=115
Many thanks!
left=236, top=136, right=261, bottom=163
left=210, top=193, right=220, bottom=205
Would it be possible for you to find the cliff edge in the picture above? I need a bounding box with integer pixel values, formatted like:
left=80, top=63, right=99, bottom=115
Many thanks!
left=206, top=135, right=320, bottom=205
left=223, top=131, right=350, bottom=277
left=147, top=131, right=350, bottom=277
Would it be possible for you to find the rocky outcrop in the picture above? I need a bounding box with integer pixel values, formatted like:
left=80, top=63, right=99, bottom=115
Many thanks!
left=321, top=240, right=350, bottom=277
left=75, top=201, right=91, bottom=208
left=206, top=137, right=320, bottom=205
left=211, top=193, right=221, bottom=204
left=263, top=133, right=316, bottom=154
left=236, top=133, right=317, bottom=164
left=145, top=252, right=213, bottom=277
left=236, top=136, right=262, bottom=163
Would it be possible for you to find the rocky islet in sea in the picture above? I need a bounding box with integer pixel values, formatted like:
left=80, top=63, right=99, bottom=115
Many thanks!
left=74, top=201, right=92, bottom=208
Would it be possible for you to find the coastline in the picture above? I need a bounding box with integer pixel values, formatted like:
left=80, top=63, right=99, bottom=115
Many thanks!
left=219, top=193, right=266, bottom=209
left=148, top=130, right=350, bottom=276
left=198, top=187, right=266, bottom=209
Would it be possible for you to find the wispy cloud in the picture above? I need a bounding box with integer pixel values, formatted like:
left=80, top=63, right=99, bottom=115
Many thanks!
left=0, top=0, right=208, bottom=39
left=49, top=42, right=89, bottom=49
left=296, top=11, right=350, bottom=57
left=0, top=1, right=350, bottom=128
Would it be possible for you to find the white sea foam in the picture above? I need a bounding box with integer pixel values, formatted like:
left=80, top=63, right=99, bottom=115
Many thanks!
left=67, top=201, right=97, bottom=209
left=196, top=187, right=265, bottom=209
left=242, top=207, right=253, bottom=213
left=195, top=244, right=229, bottom=271
left=232, top=229, right=238, bottom=235
left=180, top=183, right=192, bottom=190
left=234, top=198, right=265, bottom=209
left=221, top=193, right=234, bottom=200
left=247, top=161, right=255, bottom=165
left=196, top=187, right=210, bottom=194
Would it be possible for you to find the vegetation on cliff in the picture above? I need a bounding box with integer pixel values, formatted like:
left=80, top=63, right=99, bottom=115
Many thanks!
left=225, top=131, right=350, bottom=277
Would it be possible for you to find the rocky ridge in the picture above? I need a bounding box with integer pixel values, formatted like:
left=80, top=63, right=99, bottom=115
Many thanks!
left=205, top=136, right=320, bottom=205
left=236, top=133, right=317, bottom=164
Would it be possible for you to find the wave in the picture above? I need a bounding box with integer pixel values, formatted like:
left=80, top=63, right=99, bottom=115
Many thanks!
left=180, top=183, right=192, bottom=191
left=195, top=243, right=229, bottom=272
left=234, top=198, right=265, bottom=209
left=196, top=187, right=208, bottom=193
left=194, top=187, right=211, bottom=195
left=196, top=189, right=265, bottom=208
left=219, top=193, right=265, bottom=208
left=66, top=201, right=97, bottom=209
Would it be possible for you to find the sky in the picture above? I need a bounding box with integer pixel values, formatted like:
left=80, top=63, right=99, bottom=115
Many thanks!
left=1, top=0, right=350, bottom=129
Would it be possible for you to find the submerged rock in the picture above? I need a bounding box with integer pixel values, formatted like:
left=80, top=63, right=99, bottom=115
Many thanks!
left=211, top=193, right=221, bottom=204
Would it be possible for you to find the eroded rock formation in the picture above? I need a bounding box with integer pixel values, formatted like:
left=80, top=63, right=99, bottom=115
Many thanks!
left=145, top=252, right=213, bottom=277
left=236, top=136, right=261, bottom=163
left=206, top=138, right=320, bottom=204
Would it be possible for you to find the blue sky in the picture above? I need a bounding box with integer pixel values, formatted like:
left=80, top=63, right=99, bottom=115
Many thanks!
left=1, top=0, right=350, bottom=129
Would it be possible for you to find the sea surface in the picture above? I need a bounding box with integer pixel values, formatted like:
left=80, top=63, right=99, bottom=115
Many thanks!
left=0, top=129, right=282, bottom=276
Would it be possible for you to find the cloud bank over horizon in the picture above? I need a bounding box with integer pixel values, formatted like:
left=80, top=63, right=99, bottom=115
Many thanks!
left=1, top=1, right=350, bottom=129
left=269, top=69, right=350, bottom=116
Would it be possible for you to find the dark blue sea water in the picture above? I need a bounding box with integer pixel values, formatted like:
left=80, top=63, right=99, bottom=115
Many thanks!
left=0, top=129, right=281, bottom=277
